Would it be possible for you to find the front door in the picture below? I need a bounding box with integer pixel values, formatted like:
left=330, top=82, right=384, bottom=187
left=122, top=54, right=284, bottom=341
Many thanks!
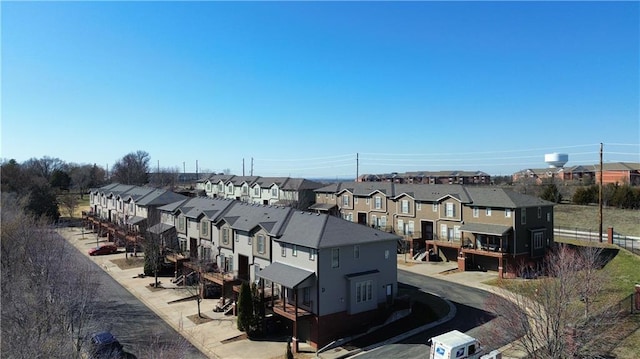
left=238, top=255, right=249, bottom=281
left=357, top=213, right=367, bottom=225
left=190, top=237, right=197, bottom=259
left=421, top=221, right=433, bottom=240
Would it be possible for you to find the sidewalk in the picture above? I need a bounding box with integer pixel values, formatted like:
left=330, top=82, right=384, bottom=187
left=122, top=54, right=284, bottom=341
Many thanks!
left=59, top=227, right=310, bottom=359
left=60, top=227, right=526, bottom=359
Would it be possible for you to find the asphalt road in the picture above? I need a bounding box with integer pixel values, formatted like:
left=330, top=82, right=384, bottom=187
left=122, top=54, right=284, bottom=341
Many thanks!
left=63, top=233, right=208, bottom=359
left=355, top=269, right=516, bottom=359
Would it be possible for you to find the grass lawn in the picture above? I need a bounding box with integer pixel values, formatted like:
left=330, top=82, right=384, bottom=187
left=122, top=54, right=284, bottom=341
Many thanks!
left=487, top=242, right=640, bottom=358
left=554, top=204, right=640, bottom=236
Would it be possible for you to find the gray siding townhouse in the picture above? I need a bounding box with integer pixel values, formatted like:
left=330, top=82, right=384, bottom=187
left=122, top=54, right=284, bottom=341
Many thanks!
left=151, top=195, right=400, bottom=352
left=202, top=175, right=324, bottom=209
left=86, top=183, right=187, bottom=246
left=260, top=211, right=399, bottom=351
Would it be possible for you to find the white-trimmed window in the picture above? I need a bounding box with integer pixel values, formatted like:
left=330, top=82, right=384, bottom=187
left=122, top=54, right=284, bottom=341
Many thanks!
left=547, top=212, right=551, bottom=222
left=227, top=184, right=233, bottom=193
left=257, top=235, right=265, bottom=254
left=179, top=239, right=187, bottom=253
left=445, top=203, right=455, bottom=218
left=178, top=216, right=186, bottom=232
left=398, top=219, right=404, bottom=234
left=401, top=200, right=409, bottom=214
left=440, top=224, right=448, bottom=240
left=271, top=187, right=278, bottom=197
left=309, top=248, right=316, bottom=261
left=521, top=209, right=527, bottom=224
left=366, top=198, right=370, bottom=205
left=416, top=202, right=422, bottom=211
left=343, top=195, right=349, bottom=206
left=201, top=221, right=208, bottom=237
left=242, top=185, right=248, bottom=195
left=206, top=183, right=211, bottom=191
left=331, top=248, right=340, bottom=268
left=375, top=196, right=382, bottom=209
left=235, top=231, right=239, bottom=242
left=473, top=207, right=479, bottom=218
left=454, top=226, right=461, bottom=240
left=505, top=209, right=512, bottom=218
left=371, top=214, right=377, bottom=227
left=354, top=197, right=358, bottom=204
left=218, top=183, right=223, bottom=192
left=433, top=203, right=438, bottom=212
left=380, top=216, right=387, bottom=228
left=408, top=221, right=415, bottom=235
left=248, top=235, right=252, bottom=245
left=222, top=228, right=229, bottom=245
left=292, top=244, right=297, bottom=257
left=538, top=207, right=542, bottom=219
left=486, top=208, right=492, bottom=216
left=281, top=243, right=286, bottom=257
left=356, top=280, right=373, bottom=303
left=254, top=186, right=260, bottom=196
left=533, top=231, right=544, bottom=249
left=354, top=245, right=360, bottom=259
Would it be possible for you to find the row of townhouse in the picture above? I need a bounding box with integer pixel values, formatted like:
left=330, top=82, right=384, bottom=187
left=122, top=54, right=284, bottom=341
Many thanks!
left=197, top=175, right=324, bottom=209
left=85, top=183, right=188, bottom=242
left=311, top=182, right=556, bottom=278
left=357, top=170, right=491, bottom=185
left=86, top=184, right=399, bottom=352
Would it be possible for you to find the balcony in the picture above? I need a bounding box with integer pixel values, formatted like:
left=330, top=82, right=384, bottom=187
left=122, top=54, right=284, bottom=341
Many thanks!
left=268, top=299, right=313, bottom=321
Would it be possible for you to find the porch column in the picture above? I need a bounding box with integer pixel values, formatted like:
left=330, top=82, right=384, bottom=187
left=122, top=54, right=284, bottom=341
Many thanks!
left=293, top=288, right=299, bottom=353
left=498, top=256, right=504, bottom=279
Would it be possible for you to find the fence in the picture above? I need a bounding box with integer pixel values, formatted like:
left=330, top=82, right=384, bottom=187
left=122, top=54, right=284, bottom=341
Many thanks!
left=554, top=227, right=640, bottom=255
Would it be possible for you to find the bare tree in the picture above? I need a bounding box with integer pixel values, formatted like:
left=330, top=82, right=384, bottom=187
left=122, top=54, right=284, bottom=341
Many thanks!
left=112, top=151, right=151, bottom=185
left=485, top=244, right=617, bottom=359
left=59, top=192, right=80, bottom=218
left=1, top=193, right=99, bottom=358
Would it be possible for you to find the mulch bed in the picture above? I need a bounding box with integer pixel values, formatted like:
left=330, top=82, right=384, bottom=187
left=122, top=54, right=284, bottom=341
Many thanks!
left=111, top=257, right=145, bottom=270
left=187, top=313, right=214, bottom=325
left=146, top=283, right=164, bottom=292
left=221, top=333, right=248, bottom=344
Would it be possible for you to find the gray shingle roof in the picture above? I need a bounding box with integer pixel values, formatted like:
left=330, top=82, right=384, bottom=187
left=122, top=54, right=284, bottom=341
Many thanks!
left=136, top=189, right=187, bottom=206
left=257, top=262, right=315, bottom=289
left=465, top=187, right=555, bottom=208
left=161, top=197, right=235, bottom=222
left=219, top=202, right=293, bottom=235
left=459, top=223, right=512, bottom=236
left=277, top=211, right=400, bottom=249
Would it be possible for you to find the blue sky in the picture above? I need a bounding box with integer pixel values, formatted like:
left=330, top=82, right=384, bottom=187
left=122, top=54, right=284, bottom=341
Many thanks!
left=2, top=1, right=638, bottom=178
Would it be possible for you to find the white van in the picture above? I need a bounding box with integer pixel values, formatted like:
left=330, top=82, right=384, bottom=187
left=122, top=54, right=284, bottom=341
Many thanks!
left=428, top=330, right=483, bottom=359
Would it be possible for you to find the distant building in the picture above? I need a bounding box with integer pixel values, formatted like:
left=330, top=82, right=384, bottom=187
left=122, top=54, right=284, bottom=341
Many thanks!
left=357, top=170, right=490, bottom=185
left=512, top=162, right=640, bottom=186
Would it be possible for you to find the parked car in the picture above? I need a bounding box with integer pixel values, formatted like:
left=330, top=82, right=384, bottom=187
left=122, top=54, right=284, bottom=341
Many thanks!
left=87, top=331, right=124, bottom=358
left=88, top=244, right=118, bottom=256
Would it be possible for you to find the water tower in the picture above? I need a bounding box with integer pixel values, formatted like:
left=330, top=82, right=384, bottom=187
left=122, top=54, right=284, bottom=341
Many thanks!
left=544, top=153, right=568, bottom=168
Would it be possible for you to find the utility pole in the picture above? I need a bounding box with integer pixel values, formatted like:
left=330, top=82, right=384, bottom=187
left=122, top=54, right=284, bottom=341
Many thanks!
left=356, top=153, right=359, bottom=181
left=251, top=157, right=254, bottom=176
left=196, top=160, right=199, bottom=179
left=599, top=143, right=603, bottom=242
left=242, top=158, right=245, bottom=176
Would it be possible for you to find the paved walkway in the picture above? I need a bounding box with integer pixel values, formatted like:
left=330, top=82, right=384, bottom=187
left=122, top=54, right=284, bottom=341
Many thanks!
left=59, top=227, right=526, bottom=359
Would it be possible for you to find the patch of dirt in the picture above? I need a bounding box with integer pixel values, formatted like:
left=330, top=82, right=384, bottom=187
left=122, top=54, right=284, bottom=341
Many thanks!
left=111, top=257, right=145, bottom=269
left=221, top=333, right=248, bottom=344
left=146, top=283, right=164, bottom=292
left=187, top=313, right=214, bottom=325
